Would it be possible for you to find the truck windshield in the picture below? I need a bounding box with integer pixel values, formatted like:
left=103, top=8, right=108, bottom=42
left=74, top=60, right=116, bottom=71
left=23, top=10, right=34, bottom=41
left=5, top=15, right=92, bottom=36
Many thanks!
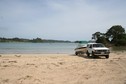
left=93, top=44, right=105, bottom=47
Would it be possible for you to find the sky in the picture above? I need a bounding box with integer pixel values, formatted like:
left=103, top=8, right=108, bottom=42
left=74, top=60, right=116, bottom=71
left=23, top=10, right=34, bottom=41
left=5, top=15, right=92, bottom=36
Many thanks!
left=0, top=0, right=126, bottom=41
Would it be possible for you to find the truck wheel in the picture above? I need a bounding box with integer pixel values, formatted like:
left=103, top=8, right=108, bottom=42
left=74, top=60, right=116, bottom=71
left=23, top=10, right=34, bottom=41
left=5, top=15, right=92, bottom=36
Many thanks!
left=86, top=51, right=90, bottom=57
left=92, top=52, right=95, bottom=58
left=105, top=55, right=109, bottom=59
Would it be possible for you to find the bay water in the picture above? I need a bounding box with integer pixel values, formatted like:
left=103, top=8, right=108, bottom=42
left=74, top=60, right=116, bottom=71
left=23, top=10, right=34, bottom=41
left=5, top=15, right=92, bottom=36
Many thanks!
left=0, top=43, right=78, bottom=54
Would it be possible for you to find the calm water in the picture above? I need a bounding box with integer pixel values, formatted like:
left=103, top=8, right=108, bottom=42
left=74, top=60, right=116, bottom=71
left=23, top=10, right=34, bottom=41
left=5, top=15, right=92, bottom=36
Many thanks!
left=0, top=43, right=78, bottom=54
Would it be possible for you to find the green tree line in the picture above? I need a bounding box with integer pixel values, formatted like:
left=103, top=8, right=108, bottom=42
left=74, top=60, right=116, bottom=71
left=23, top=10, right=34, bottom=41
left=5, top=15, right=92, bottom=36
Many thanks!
left=92, top=25, right=126, bottom=46
left=0, top=37, right=71, bottom=43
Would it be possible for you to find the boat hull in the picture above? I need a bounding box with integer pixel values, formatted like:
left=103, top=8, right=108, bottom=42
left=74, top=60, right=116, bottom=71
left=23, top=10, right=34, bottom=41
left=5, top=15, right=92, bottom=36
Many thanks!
left=75, top=47, right=87, bottom=55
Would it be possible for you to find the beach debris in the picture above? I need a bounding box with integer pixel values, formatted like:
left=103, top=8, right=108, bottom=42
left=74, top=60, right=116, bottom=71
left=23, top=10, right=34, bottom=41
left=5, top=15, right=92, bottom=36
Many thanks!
left=8, top=60, right=17, bottom=63
left=58, top=62, right=64, bottom=65
left=26, top=75, right=32, bottom=79
left=17, top=75, right=41, bottom=84
left=26, top=63, right=35, bottom=66
left=15, top=55, right=21, bottom=57
left=17, top=75, right=33, bottom=83
left=0, top=55, right=2, bottom=57
left=3, top=65, right=9, bottom=67
left=2, top=79, right=9, bottom=83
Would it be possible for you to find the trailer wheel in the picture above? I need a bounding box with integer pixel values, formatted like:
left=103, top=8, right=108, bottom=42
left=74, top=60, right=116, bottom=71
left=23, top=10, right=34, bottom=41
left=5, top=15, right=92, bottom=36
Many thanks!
left=75, top=52, right=78, bottom=55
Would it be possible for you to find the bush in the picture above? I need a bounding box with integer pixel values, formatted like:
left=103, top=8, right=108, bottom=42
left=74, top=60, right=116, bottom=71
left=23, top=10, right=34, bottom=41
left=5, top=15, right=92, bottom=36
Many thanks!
left=96, top=36, right=110, bottom=46
left=115, top=39, right=126, bottom=46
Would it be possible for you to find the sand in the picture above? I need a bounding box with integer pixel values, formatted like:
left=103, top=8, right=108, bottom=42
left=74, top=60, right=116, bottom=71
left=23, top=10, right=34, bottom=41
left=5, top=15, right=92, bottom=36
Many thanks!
left=0, top=52, right=126, bottom=84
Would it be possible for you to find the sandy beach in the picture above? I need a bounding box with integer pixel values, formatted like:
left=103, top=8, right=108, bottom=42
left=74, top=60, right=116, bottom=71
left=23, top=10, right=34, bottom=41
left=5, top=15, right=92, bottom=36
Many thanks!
left=0, top=52, right=126, bottom=84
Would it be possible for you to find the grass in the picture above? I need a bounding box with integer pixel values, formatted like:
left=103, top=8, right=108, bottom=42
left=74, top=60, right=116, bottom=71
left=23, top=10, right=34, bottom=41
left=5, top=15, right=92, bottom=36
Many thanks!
left=112, top=46, right=126, bottom=51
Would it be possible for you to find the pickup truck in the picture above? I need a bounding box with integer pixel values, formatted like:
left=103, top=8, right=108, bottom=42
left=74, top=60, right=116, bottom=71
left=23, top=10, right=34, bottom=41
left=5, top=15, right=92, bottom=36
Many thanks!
left=86, top=43, right=110, bottom=58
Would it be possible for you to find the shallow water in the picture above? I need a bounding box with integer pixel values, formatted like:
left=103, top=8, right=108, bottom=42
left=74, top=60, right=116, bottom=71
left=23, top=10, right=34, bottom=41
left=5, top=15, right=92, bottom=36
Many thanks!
left=0, top=42, right=78, bottom=54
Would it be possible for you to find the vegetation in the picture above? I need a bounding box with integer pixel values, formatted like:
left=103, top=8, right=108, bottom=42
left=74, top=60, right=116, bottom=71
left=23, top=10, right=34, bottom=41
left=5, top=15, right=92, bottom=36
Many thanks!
left=74, top=41, right=88, bottom=43
left=93, top=25, right=126, bottom=46
left=0, top=37, right=71, bottom=43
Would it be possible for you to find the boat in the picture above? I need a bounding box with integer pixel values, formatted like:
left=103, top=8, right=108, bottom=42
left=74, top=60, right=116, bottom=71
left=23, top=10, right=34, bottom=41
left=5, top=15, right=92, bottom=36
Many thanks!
left=75, top=43, right=87, bottom=55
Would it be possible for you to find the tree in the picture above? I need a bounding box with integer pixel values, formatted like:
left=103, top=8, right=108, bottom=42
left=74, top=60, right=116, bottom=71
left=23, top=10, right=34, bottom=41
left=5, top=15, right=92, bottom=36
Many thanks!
left=12, top=37, right=21, bottom=42
left=92, top=25, right=126, bottom=46
left=96, top=36, right=110, bottom=46
left=92, top=32, right=109, bottom=46
left=32, top=38, right=43, bottom=43
left=92, top=32, right=107, bottom=42
left=92, top=32, right=101, bottom=40
left=106, top=25, right=125, bottom=43
left=115, top=34, right=126, bottom=46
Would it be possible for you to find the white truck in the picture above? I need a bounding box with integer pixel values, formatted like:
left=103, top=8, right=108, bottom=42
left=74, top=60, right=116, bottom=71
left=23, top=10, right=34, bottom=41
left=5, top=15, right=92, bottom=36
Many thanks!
left=86, top=43, right=110, bottom=58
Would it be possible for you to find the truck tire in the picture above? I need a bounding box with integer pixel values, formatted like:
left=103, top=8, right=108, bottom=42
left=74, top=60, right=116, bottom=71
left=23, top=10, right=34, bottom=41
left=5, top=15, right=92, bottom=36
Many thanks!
left=105, top=55, right=109, bottom=59
left=92, top=52, right=95, bottom=58
left=86, top=51, right=90, bottom=57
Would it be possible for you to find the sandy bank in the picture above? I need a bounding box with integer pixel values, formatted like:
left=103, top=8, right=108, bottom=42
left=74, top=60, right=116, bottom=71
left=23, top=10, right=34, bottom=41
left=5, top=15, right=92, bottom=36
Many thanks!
left=0, top=52, right=126, bottom=84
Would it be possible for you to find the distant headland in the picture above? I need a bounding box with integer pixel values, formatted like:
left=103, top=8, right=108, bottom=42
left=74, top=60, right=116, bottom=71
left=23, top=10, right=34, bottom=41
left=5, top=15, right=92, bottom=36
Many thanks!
left=0, top=37, right=72, bottom=43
